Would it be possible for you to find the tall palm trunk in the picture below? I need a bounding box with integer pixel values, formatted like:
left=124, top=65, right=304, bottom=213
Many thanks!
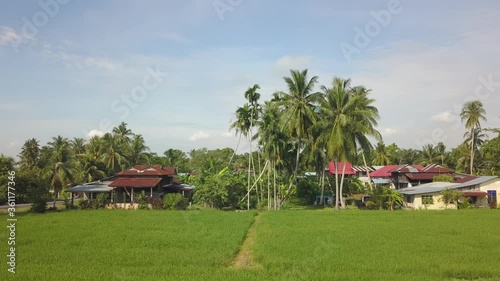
left=247, top=136, right=251, bottom=210
left=470, top=126, right=475, bottom=175
left=339, top=163, right=347, bottom=209
left=267, top=162, right=271, bottom=210
left=281, top=139, right=301, bottom=207
left=362, top=152, right=373, bottom=191
left=229, top=133, right=242, bottom=165
left=335, top=161, right=340, bottom=211
left=273, top=160, right=277, bottom=210
left=319, top=163, right=325, bottom=205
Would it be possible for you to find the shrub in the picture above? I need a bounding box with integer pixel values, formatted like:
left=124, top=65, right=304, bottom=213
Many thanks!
left=31, top=197, right=47, bottom=213
left=78, top=199, right=92, bottom=210
left=137, top=191, right=149, bottom=210
left=150, top=198, right=163, bottom=210
left=365, top=201, right=379, bottom=210
left=163, top=193, right=188, bottom=210
left=458, top=198, right=471, bottom=209
left=95, top=193, right=109, bottom=209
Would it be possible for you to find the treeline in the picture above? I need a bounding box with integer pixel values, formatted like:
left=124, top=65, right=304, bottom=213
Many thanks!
left=1, top=69, right=499, bottom=211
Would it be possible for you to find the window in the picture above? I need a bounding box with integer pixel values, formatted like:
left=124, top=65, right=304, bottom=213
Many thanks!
left=421, top=195, right=433, bottom=205
left=405, top=195, right=414, bottom=203
left=87, top=192, right=97, bottom=200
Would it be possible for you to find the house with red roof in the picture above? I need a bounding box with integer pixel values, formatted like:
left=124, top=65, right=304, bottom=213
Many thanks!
left=66, top=165, right=193, bottom=209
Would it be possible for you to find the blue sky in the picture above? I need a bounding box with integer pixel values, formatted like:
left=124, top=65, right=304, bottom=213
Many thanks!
left=1, top=0, right=500, bottom=158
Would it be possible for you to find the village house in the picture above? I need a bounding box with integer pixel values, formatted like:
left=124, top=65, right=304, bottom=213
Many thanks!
left=398, top=176, right=500, bottom=210
left=66, top=165, right=194, bottom=209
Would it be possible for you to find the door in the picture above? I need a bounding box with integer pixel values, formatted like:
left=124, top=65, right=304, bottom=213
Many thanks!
left=487, top=190, right=497, bottom=206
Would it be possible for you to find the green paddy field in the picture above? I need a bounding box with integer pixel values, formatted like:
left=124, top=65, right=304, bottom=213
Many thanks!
left=1, top=209, right=499, bottom=281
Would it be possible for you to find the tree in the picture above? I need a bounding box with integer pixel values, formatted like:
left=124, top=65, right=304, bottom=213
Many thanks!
left=372, top=142, right=390, bottom=165
left=127, top=134, right=150, bottom=165
left=276, top=69, right=322, bottom=206
left=163, top=149, right=188, bottom=171
left=230, top=103, right=252, bottom=209
left=101, top=133, right=128, bottom=174
left=420, top=144, right=439, bottom=166
left=70, top=138, right=86, bottom=155
left=320, top=78, right=381, bottom=210
left=460, top=100, right=487, bottom=175
left=41, top=136, right=74, bottom=208
left=0, top=154, right=15, bottom=175
left=112, top=122, right=134, bottom=146
left=18, top=138, right=40, bottom=170
left=439, top=189, right=462, bottom=209
left=433, top=174, right=454, bottom=182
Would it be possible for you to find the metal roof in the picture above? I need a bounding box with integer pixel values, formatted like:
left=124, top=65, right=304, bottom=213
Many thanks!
left=373, top=178, right=391, bottom=184
left=398, top=176, right=498, bottom=195
left=65, top=185, right=112, bottom=193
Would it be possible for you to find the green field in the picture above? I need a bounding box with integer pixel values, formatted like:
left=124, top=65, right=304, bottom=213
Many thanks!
left=1, top=209, right=499, bottom=281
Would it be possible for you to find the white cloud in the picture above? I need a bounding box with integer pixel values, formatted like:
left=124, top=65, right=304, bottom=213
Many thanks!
left=159, top=32, right=192, bottom=44
left=221, top=131, right=233, bottom=137
left=9, top=141, right=19, bottom=147
left=0, top=26, right=22, bottom=46
left=382, top=128, right=397, bottom=136
left=275, top=55, right=312, bottom=71
left=87, top=129, right=105, bottom=138
left=431, top=111, right=456, bottom=123
left=85, top=57, right=116, bottom=70
left=189, top=131, right=210, bottom=141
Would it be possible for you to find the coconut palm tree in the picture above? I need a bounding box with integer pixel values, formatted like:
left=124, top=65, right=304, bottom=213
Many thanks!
left=230, top=103, right=252, bottom=209
left=372, top=142, right=390, bottom=165
left=460, top=100, right=487, bottom=175
left=112, top=122, right=134, bottom=146
left=420, top=144, right=439, bottom=166
left=256, top=101, right=289, bottom=209
left=127, top=134, right=150, bottom=165
left=19, top=138, right=40, bottom=170
left=320, top=78, right=381, bottom=210
left=70, top=138, right=86, bottom=156
left=41, top=136, right=74, bottom=208
left=275, top=69, right=322, bottom=205
left=436, top=142, right=447, bottom=166
left=86, top=136, right=104, bottom=160
left=101, top=133, right=128, bottom=174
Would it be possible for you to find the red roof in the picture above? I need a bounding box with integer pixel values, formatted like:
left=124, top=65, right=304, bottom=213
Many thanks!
left=328, top=162, right=356, bottom=175
left=406, top=173, right=453, bottom=180
left=422, top=164, right=454, bottom=173
left=369, top=165, right=400, bottom=178
left=462, top=191, right=488, bottom=197
left=116, top=165, right=176, bottom=177
left=109, top=177, right=162, bottom=187
left=453, top=176, right=478, bottom=183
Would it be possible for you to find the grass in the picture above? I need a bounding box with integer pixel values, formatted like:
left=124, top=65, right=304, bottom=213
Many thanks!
left=1, top=209, right=499, bottom=280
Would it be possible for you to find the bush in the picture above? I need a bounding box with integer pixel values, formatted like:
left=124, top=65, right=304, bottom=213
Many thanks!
left=136, top=191, right=149, bottom=210
left=458, top=198, right=471, bottom=209
left=163, top=193, right=188, bottom=210
left=365, top=201, right=379, bottom=210
left=149, top=198, right=163, bottom=210
left=31, top=197, right=47, bottom=213
left=78, top=199, right=92, bottom=210
left=95, top=193, right=109, bottom=209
